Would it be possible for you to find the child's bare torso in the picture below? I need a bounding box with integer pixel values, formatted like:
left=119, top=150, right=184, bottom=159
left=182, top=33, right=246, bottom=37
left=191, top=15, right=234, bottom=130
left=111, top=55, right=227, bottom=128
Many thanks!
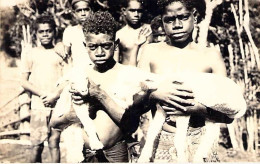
left=83, top=63, right=149, bottom=148
left=117, top=24, right=149, bottom=65
left=149, top=42, right=214, bottom=75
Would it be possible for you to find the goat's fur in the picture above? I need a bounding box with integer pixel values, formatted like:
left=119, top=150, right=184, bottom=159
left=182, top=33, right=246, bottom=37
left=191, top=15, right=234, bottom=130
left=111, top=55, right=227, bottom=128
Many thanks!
left=138, top=73, right=246, bottom=162
left=53, top=66, right=103, bottom=162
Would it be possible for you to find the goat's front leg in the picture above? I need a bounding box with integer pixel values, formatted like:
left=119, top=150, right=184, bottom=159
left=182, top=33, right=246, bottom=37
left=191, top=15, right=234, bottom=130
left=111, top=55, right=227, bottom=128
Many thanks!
left=138, top=103, right=166, bottom=163
left=73, top=104, right=104, bottom=150
left=193, top=121, right=220, bottom=162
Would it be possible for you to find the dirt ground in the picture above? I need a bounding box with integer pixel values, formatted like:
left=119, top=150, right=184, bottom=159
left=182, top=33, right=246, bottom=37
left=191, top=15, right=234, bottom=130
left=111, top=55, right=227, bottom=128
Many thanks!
left=0, top=56, right=259, bottom=163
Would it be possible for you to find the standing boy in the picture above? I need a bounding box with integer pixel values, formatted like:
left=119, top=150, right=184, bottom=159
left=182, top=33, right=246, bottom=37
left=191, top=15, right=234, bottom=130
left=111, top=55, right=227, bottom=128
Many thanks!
left=57, top=0, right=93, bottom=68
left=138, top=0, right=233, bottom=162
left=20, top=14, right=65, bottom=163
left=63, top=11, right=153, bottom=162
left=114, top=0, right=152, bottom=66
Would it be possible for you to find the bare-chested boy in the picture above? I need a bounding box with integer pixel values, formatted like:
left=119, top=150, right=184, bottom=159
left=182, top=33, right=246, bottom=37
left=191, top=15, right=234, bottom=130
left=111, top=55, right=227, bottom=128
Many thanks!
left=138, top=0, right=234, bottom=162
left=51, top=11, right=156, bottom=162
left=114, top=0, right=152, bottom=66
left=56, top=0, right=93, bottom=68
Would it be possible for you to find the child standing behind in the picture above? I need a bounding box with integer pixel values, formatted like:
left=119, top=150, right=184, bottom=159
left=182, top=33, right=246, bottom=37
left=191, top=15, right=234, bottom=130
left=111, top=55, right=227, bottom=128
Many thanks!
left=56, top=0, right=93, bottom=69
left=20, top=14, right=65, bottom=163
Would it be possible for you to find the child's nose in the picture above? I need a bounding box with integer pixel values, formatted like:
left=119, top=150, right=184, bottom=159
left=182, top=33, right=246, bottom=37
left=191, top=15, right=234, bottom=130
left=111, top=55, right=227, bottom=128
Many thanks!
left=134, top=11, right=139, bottom=17
left=95, top=46, right=105, bottom=56
left=43, top=31, right=49, bottom=36
left=80, top=10, right=86, bottom=16
left=173, top=19, right=183, bottom=28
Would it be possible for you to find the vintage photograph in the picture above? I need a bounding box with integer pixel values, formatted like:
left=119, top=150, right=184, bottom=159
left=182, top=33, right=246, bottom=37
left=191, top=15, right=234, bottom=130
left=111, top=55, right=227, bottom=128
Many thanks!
left=0, top=0, right=259, bottom=163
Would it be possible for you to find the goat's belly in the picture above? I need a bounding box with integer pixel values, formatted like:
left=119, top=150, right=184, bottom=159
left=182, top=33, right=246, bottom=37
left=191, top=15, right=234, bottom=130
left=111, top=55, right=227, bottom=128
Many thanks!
left=83, top=110, right=123, bottom=149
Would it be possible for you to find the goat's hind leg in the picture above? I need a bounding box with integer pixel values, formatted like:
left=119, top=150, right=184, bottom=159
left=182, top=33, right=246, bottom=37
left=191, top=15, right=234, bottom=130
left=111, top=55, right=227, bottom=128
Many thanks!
left=138, top=103, right=166, bottom=163
left=193, top=121, right=220, bottom=162
left=175, top=116, right=190, bottom=163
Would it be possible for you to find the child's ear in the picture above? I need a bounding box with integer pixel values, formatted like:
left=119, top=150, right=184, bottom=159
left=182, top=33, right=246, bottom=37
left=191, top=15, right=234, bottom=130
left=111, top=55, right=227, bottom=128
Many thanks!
left=114, top=38, right=120, bottom=50
left=192, top=9, right=198, bottom=24
left=121, top=7, right=126, bottom=15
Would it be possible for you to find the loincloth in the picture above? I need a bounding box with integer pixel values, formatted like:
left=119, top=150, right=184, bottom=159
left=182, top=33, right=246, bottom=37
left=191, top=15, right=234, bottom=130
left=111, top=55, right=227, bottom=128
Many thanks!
left=82, top=140, right=129, bottom=162
left=30, top=108, right=52, bottom=146
left=153, top=127, right=220, bottom=163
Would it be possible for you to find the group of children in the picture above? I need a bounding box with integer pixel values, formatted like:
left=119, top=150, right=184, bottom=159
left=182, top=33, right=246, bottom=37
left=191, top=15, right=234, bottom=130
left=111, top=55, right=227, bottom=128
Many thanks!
left=20, top=0, right=245, bottom=163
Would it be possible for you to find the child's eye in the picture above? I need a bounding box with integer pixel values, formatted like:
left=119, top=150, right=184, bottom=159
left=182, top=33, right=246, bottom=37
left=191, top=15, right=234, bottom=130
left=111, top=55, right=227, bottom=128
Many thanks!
left=83, top=8, right=90, bottom=12
left=163, top=17, right=175, bottom=24
left=136, top=9, right=143, bottom=13
left=101, top=43, right=113, bottom=50
left=178, top=14, right=191, bottom=21
left=75, top=8, right=90, bottom=13
left=87, top=44, right=98, bottom=50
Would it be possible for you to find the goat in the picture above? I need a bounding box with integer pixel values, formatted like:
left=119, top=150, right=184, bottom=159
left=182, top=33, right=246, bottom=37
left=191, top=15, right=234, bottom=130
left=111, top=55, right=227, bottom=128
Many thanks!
left=138, top=72, right=247, bottom=162
left=52, top=66, right=103, bottom=162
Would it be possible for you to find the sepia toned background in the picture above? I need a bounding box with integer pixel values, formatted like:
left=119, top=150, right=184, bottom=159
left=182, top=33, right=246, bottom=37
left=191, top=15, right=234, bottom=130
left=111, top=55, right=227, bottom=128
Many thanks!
left=0, top=0, right=259, bottom=162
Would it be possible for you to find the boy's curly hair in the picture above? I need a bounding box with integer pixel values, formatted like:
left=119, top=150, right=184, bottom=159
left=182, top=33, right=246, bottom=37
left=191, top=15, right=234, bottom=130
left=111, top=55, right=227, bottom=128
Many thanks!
left=151, top=15, right=164, bottom=34
left=35, top=13, right=56, bottom=31
left=82, top=11, right=118, bottom=39
left=157, top=0, right=206, bottom=23
left=121, top=0, right=144, bottom=8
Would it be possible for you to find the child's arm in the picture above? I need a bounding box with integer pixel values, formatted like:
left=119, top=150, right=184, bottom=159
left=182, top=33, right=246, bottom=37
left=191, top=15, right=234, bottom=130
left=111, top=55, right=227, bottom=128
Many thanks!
left=20, top=72, right=44, bottom=97
left=41, top=80, right=69, bottom=106
left=54, top=42, right=70, bottom=60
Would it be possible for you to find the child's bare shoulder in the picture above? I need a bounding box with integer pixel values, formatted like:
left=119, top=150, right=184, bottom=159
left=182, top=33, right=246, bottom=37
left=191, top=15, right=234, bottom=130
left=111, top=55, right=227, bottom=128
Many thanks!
left=116, top=25, right=127, bottom=37
left=143, top=42, right=166, bottom=53
left=193, top=43, right=221, bottom=58
left=29, top=47, right=43, bottom=54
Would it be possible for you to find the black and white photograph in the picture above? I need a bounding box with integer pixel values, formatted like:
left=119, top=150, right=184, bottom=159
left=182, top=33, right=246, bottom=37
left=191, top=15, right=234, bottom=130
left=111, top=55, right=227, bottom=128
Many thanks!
left=0, top=0, right=259, bottom=163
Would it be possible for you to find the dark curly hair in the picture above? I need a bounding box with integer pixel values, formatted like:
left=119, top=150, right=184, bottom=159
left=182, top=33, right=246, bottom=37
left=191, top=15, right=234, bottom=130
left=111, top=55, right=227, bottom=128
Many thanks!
left=151, top=15, right=164, bottom=34
left=69, top=0, right=93, bottom=10
left=82, top=11, right=118, bottom=39
left=34, top=13, right=56, bottom=31
left=157, top=0, right=206, bottom=23
left=121, top=0, right=144, bottom=8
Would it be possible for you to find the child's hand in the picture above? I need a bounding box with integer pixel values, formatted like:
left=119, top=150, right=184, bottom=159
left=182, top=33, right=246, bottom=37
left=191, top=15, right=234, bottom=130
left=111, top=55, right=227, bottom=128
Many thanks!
left=136, top=25, right=152, bottom=46
left=150, top=80, right=195, bottom=112
left=21, top=25, right=32, bottom=57
left=185, top=101, right=207, bottom=115
left=70, top=88, right=86, bottom=105
left=54, top=42, right=67, bottom=59
left=41, top=93, right=58, bottom=107
left=88, top=78, right=103, bottom=100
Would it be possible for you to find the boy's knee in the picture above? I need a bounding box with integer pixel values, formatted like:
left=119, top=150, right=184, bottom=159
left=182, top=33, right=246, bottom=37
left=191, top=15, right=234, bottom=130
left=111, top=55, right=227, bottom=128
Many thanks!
left=31, top=144, right=44, bottom=152
left=49, top=129, right=61, bottom=148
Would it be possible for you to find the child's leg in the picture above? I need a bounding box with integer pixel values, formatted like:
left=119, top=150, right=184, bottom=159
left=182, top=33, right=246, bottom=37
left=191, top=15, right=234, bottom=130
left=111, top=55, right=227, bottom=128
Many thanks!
left=49, top=128, right=61, bottom=163
left=49, top=108, right=79, bottom=130
left=30, top=143, right=44, bottom=163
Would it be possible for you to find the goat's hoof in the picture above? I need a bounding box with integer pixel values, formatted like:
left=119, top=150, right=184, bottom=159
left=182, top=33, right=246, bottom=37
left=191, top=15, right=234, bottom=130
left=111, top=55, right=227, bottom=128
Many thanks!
left=89, top=141, right=104, bottom=150
left=137, top=156, right=151, bottom=163
left=193, top=155, right=204, bottom=163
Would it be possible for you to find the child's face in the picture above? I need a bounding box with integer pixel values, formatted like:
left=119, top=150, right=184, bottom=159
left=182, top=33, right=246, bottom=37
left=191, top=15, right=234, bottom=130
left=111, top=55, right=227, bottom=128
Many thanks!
left=85, top=33, right=115, bottom=66
left=162, top=1, right=195, bottom=43
left=152, top=27, right=166, bottom=43
left=73, top=1, right=92, bottom=22
left=124, top=0, right=143, bottom=25
left=36, top=23, right=55, bottom=46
